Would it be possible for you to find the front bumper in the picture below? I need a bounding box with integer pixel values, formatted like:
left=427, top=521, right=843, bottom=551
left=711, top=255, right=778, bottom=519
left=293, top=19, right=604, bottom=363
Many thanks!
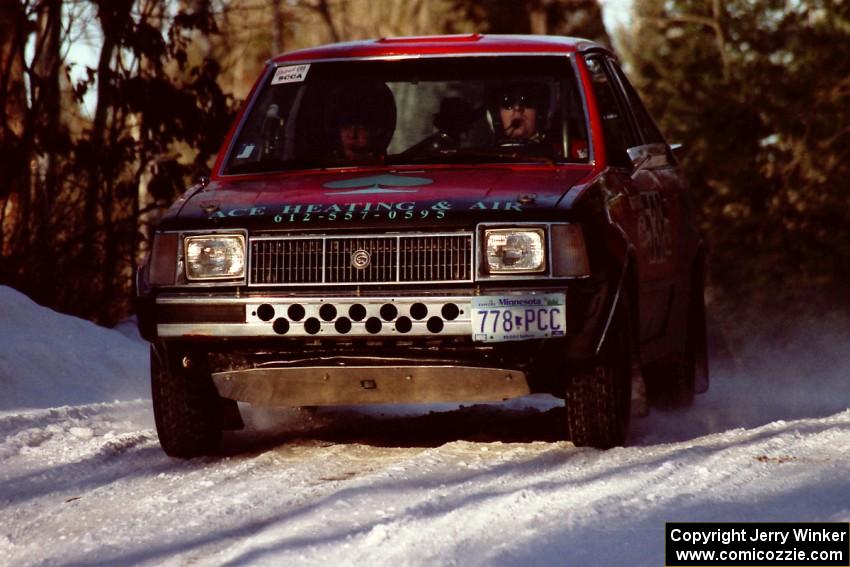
left=155, top=294, right=478, bottom=339
left=141, top=280, right=613, bottom=404
left=152, top=292, right=570, bottom=341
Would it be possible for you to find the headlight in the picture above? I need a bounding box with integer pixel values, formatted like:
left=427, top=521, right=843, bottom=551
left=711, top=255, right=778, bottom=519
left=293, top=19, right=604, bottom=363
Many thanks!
left=184, top=235, right=246, bottom=280
left=484, top=228, right=546, bottom=273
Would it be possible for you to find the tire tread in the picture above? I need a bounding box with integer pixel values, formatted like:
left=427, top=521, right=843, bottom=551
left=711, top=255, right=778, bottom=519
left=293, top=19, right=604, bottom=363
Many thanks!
left=151, top=345, right=222, bottom=458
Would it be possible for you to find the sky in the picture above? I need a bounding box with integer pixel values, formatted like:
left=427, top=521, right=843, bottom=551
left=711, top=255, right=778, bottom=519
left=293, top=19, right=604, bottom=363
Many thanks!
left=599, top=0, right=634, bottom=33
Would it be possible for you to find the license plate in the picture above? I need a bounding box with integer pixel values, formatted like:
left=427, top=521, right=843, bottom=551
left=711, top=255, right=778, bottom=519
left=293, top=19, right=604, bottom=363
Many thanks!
left=471, top=293, right=566, bottom=342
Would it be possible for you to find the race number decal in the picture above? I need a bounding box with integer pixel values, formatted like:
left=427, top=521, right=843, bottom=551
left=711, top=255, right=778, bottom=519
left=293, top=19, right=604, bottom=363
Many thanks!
left=638, top=191, right=673, bottom=264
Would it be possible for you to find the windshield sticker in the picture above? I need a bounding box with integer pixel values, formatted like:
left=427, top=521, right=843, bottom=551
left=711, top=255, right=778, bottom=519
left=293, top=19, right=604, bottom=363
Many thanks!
left=207, top=199, right=524, bottom=222
left=235, top=144, right=255, bottom=159
left=271, top=64, right=310, bottom=85
left=323, top=174, right=434, bottom=190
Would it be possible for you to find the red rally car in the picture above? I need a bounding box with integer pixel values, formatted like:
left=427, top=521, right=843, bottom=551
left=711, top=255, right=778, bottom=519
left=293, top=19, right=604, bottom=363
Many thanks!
left=136, top=34, right=709, bottom=457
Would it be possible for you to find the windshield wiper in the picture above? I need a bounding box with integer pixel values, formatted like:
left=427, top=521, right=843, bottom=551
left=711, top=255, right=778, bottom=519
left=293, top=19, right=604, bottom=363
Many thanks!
left=389, top=147, right=557, bottom=166
left=225, top=158, right=331, bottom=175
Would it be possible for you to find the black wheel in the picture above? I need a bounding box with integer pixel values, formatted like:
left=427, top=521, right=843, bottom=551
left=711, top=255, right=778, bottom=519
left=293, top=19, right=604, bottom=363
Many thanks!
left=565, top=301, right=632, bottom=449
left=646, top=278, right=707, bottom=409
left=150, top=343, right=224, bottom=458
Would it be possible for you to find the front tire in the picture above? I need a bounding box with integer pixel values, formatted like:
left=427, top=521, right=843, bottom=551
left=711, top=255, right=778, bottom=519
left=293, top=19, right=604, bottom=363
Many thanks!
left=150, top=343, right=223, bottom=458
left=566, top=302, right=632, bottom=449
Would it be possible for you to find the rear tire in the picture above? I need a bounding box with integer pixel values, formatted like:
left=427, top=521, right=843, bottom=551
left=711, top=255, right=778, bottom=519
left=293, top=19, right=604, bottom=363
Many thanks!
left=566, top=300, right=632, bottom=449
left=150, top=344, right=223, bottom=458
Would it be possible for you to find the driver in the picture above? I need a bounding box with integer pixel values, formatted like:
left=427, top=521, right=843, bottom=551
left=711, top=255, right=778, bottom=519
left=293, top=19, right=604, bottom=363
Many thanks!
left=339, top=121, right=378, bottom=162
left=492, top=82, right=549, bottom=143
left=331, top=82, right=396, bottom=163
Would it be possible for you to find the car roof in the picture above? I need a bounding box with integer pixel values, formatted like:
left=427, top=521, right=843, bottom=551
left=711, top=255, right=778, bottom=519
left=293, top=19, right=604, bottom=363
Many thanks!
left=270, top=34, right=609, bottom=64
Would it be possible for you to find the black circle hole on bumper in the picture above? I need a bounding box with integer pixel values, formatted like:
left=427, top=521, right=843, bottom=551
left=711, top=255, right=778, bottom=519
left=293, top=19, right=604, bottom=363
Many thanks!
left=427, top=316, right=444, bottom=333
left=334, top=317, right=352, bottom=334
left=257, top=304, right=275, bottom=322
left=349, top=304, right=367, bottom=321
left=395, top=316, right=412, bottom=333
left=272, top=318, right=290, bottom=334
left=304, top=317, right=321, bottom=334
left=319, top=304, right=338, bottom=321
left=365, top=317, right=382, bottom=334
left=380, top=303, right=398, bottom=321
left=441, top=303, right=460, bottom=321
left=288, top=304, right=306, bottom=321
left=410, top=303, right=428, bottom=320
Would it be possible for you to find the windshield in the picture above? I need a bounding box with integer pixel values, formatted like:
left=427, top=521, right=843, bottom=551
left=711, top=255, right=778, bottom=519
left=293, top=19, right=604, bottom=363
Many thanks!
left=224, top=56, right=590, bottom=175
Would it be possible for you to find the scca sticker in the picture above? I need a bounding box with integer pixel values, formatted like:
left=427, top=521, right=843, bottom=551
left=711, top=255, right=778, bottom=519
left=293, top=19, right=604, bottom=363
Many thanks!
left=271, top=64, right=310, bottom=85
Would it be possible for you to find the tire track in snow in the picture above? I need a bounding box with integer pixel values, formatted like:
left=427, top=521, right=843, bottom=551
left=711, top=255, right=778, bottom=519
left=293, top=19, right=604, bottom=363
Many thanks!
left=209, top=411, right=850, bottom=567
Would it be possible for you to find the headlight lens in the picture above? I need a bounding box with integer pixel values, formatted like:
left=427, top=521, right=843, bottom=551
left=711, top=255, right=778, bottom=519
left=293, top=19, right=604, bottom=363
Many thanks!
left=484, top=228, right=546, bottom=273
left=184, top=235, right=246, bottom=280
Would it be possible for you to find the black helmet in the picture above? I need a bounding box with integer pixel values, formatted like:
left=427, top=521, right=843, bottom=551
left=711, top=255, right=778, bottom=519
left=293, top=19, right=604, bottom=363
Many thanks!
left=487, top=80, right=553, bottom=139
left=330, top=81, right=397, bottom=156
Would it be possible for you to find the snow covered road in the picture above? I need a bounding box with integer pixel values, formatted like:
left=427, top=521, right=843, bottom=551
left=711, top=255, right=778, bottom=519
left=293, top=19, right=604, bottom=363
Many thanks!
left=2, top=285, right=850, bottom=566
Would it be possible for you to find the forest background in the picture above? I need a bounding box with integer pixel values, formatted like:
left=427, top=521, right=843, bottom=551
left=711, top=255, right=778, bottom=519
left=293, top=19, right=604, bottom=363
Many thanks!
left=1, top=0, right=848, bottom=350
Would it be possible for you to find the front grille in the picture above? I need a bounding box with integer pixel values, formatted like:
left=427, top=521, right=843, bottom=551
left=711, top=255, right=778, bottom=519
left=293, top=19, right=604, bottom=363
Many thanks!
left=399, top=235, right=471, bottom=282
left=249, top=233, right=473, bottom=286
left=326, top=237, right=396, bottom=283
left=252, top=239, right=323, bottom=285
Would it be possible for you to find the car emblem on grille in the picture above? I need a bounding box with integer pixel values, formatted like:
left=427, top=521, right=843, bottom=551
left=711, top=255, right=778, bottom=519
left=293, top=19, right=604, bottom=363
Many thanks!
left=350, top=249, right=371, bottom=270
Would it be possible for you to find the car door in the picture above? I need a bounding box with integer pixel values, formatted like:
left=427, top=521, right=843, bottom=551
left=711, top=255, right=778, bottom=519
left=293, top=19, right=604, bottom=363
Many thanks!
left=608, top=59, right=701, bottom=358
left=583, top=53, right=676, bottom=349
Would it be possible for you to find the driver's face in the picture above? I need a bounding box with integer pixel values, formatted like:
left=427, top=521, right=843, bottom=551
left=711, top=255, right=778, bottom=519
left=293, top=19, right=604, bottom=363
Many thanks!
left=339, top=124, right=375, bottom=161
left=499, top=92, right=539, bottom=139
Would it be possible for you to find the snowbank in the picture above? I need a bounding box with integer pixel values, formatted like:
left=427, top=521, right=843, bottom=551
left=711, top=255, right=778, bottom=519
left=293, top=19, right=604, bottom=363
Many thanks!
left=0, top=286, right=149, bottom=412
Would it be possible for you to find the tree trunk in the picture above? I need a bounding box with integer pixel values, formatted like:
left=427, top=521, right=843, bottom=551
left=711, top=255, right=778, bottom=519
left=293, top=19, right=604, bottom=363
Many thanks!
left=32, top=0, right=63, bottom=302
left=0, top=0, right=30, bottom=264
left=82, top=0, right=133, bottom=312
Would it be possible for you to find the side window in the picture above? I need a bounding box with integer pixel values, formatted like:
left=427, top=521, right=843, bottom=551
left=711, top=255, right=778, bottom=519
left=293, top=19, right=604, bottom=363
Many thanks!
left=584, top=54, right=638, bottom=167
left=609, top=60, right=666, bottom=146
left=227, top=82, right=298, bottom=170
left=565, top=73, right=590, bottom=161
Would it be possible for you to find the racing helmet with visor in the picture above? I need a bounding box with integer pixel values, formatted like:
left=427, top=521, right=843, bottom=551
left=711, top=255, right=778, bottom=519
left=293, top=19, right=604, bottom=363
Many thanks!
left=488, top=80, right=553, bottom=143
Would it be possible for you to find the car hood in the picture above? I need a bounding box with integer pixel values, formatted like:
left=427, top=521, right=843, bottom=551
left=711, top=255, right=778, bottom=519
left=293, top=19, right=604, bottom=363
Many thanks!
left=165, top=166, right=595, bottom=231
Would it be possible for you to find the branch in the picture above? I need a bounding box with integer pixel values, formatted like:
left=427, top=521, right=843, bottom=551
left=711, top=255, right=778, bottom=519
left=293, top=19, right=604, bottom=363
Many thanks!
left=641, top=3, right=732, bottom=84
left=307, top=0, right=340, bottom=43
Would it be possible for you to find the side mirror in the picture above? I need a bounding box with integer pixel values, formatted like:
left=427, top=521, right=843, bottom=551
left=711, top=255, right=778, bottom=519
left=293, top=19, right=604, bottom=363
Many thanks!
left=670, top=143, right=685, bottom=162
left=627, top=143, right=668, bottom=176
left=627, top=146, right=651, bottom=172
